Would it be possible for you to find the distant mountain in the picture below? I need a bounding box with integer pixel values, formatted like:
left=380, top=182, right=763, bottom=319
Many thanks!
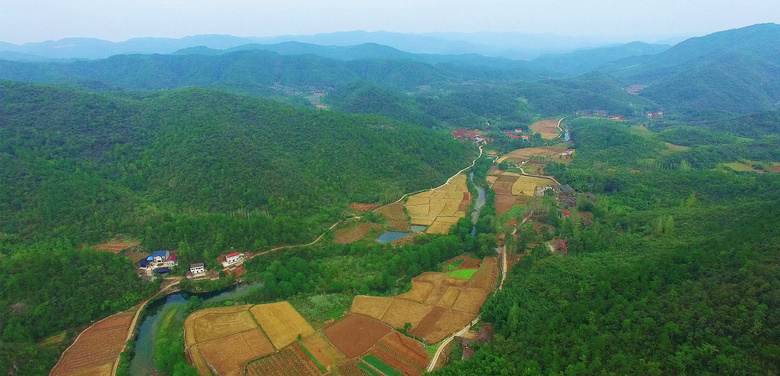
left=604, top=23, right=780, bottom=116
left=0, top=35, right=260, bottom=60
left=531, top=42, right=671, bottom=75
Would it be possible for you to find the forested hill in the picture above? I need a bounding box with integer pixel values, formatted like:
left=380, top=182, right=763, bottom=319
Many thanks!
left=0, top=80, right=475, bottom=253
left=602, top=23, right=780, bottom=117
left=0, top=48, right=539, bottom=94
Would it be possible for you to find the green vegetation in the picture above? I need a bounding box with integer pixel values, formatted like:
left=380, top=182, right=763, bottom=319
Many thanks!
left=288, top=294, right=353, bottom=328
left=447, top=269, right=478, bottom=279
left=358, top=361, right=382, bottom=376
left=154, top=306, right=198, bottom=376
left=300, top=344, right=328, bottom=372
left=363, top=354, right=403, bottom=376
left=447, top=259, right=464, bottom=270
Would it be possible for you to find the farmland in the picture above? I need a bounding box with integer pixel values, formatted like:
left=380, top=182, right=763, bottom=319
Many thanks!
left=246, top=344, right=323, bottom=376
left=185, top=302, right=316, bottom=376
left=301, top=332, right=348, bottom=370
left=348, top=256, right=498, bottom=344
left=333, top=223, right=381, bottom=244
left=375, top=202, right=411, bottom=231
left=405, top=174, right=470, bottom=235
left=250, top=301, right=316, bottom=349
left=91, top=240, right=140, bottom=254
left=529, top=119, right=562, bottom=139
left=50, top=312, right=135, bottom=376
left=324, top=314, right=393, bottom=358
left=496, top=146, right=571, bottom=164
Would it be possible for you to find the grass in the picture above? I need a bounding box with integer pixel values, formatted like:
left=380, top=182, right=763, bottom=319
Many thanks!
left=447, top=269, right=478, bottom=279
left=425, top=341, right=443, bottom=359
left=363, top=354, right=403, bottom=376
left=447, top=259, right=464, bottom=271
left=288, top=293, right=353, bottom=329
left=358, top=362, right=382, bottom=376
left=300, top=344, right=328, bottom=372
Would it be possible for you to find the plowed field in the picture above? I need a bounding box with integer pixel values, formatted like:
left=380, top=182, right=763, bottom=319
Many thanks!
left=397, top=281, right=434, bottom=303
left=250, top=302, right=315, bottom=349
left=186, top=305, right=256, bottom=344
left=470, top=257, right=498, bottom=289
left=419, top=310, right=475, bottom=344
left=497, top=146, right=569, bottom=164
left=381, top=299, right=433, bottom=329
left=375, top=203, right=410, bottom=231
left=301, top=332, right=347, bottom=370
left=324, top=315, right=392, bottom=358
left=512, top=176, right=556, bottom=196
left=529, top=119, right=561, bottom=139
left=452, top=288, right=489, bottom=314
left=334, top=223, right=381, bottom=244
left=351, top=296, right=394, bottom=320
left=246, top=344, right=322, bottom=376
left=197, top=329, right=274, bottom=376
left=50, top=312, right=134, bottom=376
left=92, top=241, right=140, bottom=254
left=406, top=174, right=468, bottom=235
left=435, top=287, right=461, bottom=308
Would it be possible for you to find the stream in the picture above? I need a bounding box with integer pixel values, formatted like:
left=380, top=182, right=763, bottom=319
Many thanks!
left=128, top=281, right=263, bottom=376
left=469, top=171, right=486, bottom=234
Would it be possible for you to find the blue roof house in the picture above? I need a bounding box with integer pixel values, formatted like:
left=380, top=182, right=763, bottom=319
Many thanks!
left=152, top=251, right=170, bottom=262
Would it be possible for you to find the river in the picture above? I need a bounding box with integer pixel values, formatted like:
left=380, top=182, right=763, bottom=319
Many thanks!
left=128, top=281, right=263, bottom=376
left=469, top=171, right=486, bottom=234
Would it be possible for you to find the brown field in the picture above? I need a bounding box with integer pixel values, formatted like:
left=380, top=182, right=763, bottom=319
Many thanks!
left=442, top=277, right=469, bottom=288
left=301, top=332, right=347, bottom=370
left=418, top=310, right=475, bottom=344
left=470, top=257, right=499, bottom=289
left=350, top=202, right=381, bottom=211
left=398, top=281, right=434, bottom=303
left=435, top=287, right=462, bottom=309
left=491, top=180, right=516, bottom=195
left=409, top=306, right=447, bottom=339
left=351, top=296, right=394, bottom=320
left=333, top=223, right=381, bottom=244
left=336, top=361, right=373, bottom=376
left=123, top=250, right=150, bottom=263
left=250, top=301, right=315, bottom=349
left=324, top=315, right=392, bottom=358
left=50, top=312, right=134, bottom=376
left=376, top=331, right=428, bottom=369
left=459, top=257, right=481, bottom=269
left=197, top=329, right=275, bottom=376
left=390, top=232, right=420, bottom=247
left=375, top=202, right=410, bottom=231
left=495, top=194, right=518, bottom=214
left=92, top=241, right=140, bottom=254
left=381, top=299, right=434, bottom=329
left=452, top=288, right=490, bottom=314
left=246, top=344, right=322, bottom=376
left=529, top=119, right=561, bottom=139
left=512, top=176, right=556, bottom=196
left=185, top=305, right=257, bottom=344
left=414, top=272, right=446, bottom=285
left=497, top=147, right=569, bottom=164
left=421, top=284, right=447, bottom=306
left=406, top=174, right=468, bottom=235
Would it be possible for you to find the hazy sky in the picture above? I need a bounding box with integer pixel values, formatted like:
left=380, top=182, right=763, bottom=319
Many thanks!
left=1, top=0, right=778, bottom=44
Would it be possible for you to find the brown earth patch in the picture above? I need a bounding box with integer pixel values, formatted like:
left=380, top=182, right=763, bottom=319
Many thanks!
left=336, top=361, right=372, bottom=376
left=435, top=287, right=462, bottom=309
left=422, top=284, right=448, bottom=306
left=410, top=306, right=447, bottom=339
left=452, top=288, right=489, bottom=314
left=301, top=332, right=347, bottom=371
left=250, top=302, right=315, bottom=349
left=398, top=281, right=434, bottom=303
left=197, top=329, right=274, bottom=376
left=376, top=331, right=428, bottom=369
left=333, top=223, right=381, bottom=244
left=375, top=203, right=410, bottom=231
left=422, top=310, right=476, bottom=344
left=50, top=312, right=134, bottom=376
left=349, top=203, right=381, bottom=211
left=324, top=315, right=392, bottom=358
left=381, top=299, right=434, bottom=329
left=529, top=119, right=561, bottom=139
left=495, top=194, right=518, bottom=215
left=246, top=344, right=323, bottom=376
left=470, top=257, right=499, bottom=289
left=185, top=305, right=256, bottom=344
left=92, top=241, right=140, bottom=254
left=351, top=296, right=394, bottom=321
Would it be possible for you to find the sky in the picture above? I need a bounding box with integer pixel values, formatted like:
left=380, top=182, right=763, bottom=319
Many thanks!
left=1, top=0, right=779, bottom=44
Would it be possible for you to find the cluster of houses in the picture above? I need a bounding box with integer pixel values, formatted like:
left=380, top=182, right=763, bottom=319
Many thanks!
left=647, top=110, right=665, bottom=120
left=137, top=250, right=178, bottom=279
left=452, top=129, right=493, bottom=144
left=136, top=249, right=246, bottom=281
left=186, top=251, right=246, bottom=281
left=503, top=128, right=531, bottom=140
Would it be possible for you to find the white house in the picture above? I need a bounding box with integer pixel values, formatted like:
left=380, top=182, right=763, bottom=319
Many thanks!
left=226, top=252, right=243, bottom=264
left=152, top=251, right=170, bottom=263
left=190, top=263, right=205, bottom=275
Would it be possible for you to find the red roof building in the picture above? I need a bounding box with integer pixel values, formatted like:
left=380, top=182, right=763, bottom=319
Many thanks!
left=562, top=210, right=571, bottom=217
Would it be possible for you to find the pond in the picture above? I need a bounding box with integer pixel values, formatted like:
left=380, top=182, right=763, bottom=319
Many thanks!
left=128, top=281, right=263, bottom=375
left=377, top=231, right=411, bottom=243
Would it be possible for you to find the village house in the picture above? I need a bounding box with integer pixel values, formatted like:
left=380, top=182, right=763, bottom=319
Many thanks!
left=152, top=250, right=169, bottom=263
left=190, top=263, right=205, bottom=275
left=221, top=252, right=245, bottom=268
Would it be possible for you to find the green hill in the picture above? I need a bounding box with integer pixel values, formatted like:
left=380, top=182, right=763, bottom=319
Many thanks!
left=0, top=80, right=476, bottom=258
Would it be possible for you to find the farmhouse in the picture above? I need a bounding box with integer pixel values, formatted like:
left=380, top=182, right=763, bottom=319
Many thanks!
left=190, top=263, right=205, bottom=275
left=152, top=251, right=169, bottom=263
